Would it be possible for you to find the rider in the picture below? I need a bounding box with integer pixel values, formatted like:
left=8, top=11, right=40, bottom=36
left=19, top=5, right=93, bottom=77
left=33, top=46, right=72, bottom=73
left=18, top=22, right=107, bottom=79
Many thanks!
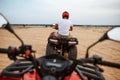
left=53, top=11, right=73, bottom=38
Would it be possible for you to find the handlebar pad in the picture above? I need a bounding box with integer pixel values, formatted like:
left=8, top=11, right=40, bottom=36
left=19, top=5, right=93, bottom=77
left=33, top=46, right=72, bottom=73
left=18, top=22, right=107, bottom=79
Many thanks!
left=0, top=48, right=8, bottom=53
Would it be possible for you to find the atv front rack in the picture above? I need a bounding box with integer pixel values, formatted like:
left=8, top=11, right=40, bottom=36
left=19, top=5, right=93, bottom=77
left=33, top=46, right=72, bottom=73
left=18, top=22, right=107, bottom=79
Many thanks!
left=1, top=59, right=33, bottom=77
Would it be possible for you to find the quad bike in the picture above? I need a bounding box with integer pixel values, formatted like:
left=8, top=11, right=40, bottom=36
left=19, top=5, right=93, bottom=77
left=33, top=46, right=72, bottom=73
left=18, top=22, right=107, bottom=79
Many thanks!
left=46, top=32, right=78, bottom=59
left=0, top=13, right=120, bottom=80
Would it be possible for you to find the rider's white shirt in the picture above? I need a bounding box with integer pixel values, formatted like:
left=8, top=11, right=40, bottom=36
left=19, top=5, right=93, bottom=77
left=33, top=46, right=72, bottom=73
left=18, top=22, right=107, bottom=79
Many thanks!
left=57, top=19, right=73, bottom=36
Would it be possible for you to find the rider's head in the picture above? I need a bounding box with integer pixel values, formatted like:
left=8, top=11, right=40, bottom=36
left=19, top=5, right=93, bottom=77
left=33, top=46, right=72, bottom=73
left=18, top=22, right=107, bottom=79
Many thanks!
left=62, top=11, right=69, bottom=19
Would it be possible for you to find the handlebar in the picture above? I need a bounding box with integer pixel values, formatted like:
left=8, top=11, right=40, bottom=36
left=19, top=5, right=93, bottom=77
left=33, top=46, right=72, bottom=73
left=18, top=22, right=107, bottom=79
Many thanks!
left=78, top=55, right=120, bottom=69
left=0, top=45, right=36, bottom=60
left=97, top=60, right=120, bottom=69
left=0, top=48, right=8, bottom=53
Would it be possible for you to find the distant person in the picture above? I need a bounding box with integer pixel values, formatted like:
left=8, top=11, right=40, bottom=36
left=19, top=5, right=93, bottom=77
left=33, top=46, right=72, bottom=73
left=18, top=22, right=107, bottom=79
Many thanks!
left=53, top=11, right=73, bottom=38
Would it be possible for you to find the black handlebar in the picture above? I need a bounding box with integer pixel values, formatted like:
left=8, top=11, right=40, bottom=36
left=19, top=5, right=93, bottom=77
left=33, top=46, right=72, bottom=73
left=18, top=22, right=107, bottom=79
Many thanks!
left=78, top=55, right=120, bottom=69
left=0, top=45, right=35, bottom=60
left=98, top=60, right=120, bottom=69
left=0, top=48, right=8, bottom=53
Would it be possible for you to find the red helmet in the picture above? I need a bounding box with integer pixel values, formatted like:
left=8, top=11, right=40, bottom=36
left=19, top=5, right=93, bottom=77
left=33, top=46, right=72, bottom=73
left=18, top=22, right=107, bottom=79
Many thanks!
left=62, top=11, right=69, bottom=18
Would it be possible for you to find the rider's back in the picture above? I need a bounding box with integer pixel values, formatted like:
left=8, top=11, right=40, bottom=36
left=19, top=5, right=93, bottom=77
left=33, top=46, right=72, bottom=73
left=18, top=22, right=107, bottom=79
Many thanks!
left=57, top=19, right=72, bottom=36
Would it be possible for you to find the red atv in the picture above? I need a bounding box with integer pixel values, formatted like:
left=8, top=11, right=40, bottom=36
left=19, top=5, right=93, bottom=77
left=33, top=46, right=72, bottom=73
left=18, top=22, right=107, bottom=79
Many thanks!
left=46, top=32, right=78, bottom=59
left=0, top=13, right=120, bottom=80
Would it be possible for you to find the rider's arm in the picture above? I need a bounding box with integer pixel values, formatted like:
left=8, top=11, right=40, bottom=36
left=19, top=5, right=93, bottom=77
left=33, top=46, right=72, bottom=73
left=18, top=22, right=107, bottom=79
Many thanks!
left=53, top=24, right=58, bottom=30
left=69, top=26, right=73, bottom=31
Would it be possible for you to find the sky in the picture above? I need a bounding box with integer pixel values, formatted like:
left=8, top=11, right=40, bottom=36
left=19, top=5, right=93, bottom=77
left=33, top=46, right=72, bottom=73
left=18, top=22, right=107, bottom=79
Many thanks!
left=0, top=0, right=120, bottom=25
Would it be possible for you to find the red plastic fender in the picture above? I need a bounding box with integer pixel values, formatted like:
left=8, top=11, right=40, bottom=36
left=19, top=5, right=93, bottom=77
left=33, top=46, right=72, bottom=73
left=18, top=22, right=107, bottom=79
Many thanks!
left=0, top=71, right=81, bottom=80
left=23, top=69, right=41, bottom=80
left=64, top=72, right=81, bottom=80
left=0, top=74, right=22, bottom=80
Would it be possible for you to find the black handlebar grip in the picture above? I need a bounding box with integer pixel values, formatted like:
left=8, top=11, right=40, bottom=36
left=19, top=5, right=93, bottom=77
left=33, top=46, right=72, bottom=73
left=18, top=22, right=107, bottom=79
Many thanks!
left=0, top=48, right=8, bottom=53
left=99, top=60, right=120, bottom=69
left=79, top=58, right=120, bottom=69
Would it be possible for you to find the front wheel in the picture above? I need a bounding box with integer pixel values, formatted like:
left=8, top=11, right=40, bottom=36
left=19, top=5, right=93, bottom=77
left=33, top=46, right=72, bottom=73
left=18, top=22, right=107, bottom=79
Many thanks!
left=69, top=46, right=77, bottom=59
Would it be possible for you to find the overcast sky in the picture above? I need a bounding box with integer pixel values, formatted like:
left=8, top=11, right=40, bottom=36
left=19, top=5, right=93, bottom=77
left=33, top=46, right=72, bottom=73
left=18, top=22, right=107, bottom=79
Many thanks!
left=0, top=0, right=120, bottom=25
